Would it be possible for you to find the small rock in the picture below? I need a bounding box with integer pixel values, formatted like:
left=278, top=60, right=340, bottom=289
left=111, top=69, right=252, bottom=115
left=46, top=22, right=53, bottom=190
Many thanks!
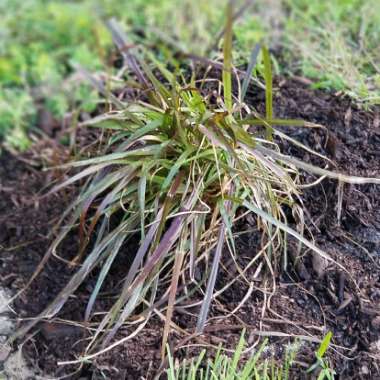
left=0, top=343, right=11, bottom=362
left=361, top=365, right=370, bottom=375
left=296, top=260, right=311, bottom=280
left=40, top=322, right=83, bottom=341
left=312, top=252, right=328, bottom=278
left=3, top=351, right=34, bottom=379
left=371, top=316, right=380, bottom=330
left=0, top=290, right=12, bottom=314
left=0, top=317, right=14, bottom=336
left=370, top=340, right=380, bottom=354
left=325, top=133, right=338, bottom=158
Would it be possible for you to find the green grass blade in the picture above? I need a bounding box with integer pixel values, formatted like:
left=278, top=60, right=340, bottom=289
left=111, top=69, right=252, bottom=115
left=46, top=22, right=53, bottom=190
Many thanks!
left=219, top=199, right=236, bottom=256
left=48, top=163, right=111, bottom=194
left=116, top=119, right=163, bottom=152
left=67, top=144, right=165, bottom=168
left=228, top=329, right=246, bottom=378
left=223, top=2, right=233, bottom=113
left=161, top=148, right=194, bottom=192
left=82, top=168, right=136, bottom=251
left=262, top=46, right=273, bottom=120
left=84, top=234, right=127, bottom=321
left=317, top=331, right=332, bottom=358
left=138, top=58, right=171, bottom=99
left=138, top=171, right=147, bottom=241
left=262, top=45, right=274, bottom=140
left=239, top=118, right=306, bottom=127
left=241, top=339, right=269, bottom=378
left=167, top=345, right=176, bottom=380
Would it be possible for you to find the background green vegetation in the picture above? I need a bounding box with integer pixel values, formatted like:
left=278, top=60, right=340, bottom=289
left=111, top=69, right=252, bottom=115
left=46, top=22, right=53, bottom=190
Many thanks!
left=1, top=0, right=379, bottom=149
left=283, top=0, right=380, bottom=103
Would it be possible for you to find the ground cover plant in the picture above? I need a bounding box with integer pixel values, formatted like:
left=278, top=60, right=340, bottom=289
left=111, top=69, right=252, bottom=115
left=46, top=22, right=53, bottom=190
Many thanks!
left=282, top=0, right=380, bottom=106
left=0, top=0, right=228, bottom=150
left=0, top=0, right=107, bottom=149
left=1, top=0, right=379, bottom=150
left=7, top=7, right=380, bottom=378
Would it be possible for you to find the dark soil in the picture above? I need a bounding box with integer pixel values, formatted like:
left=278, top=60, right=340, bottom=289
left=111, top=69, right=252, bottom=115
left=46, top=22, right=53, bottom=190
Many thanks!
left=1, top=78, right=379, bottom=379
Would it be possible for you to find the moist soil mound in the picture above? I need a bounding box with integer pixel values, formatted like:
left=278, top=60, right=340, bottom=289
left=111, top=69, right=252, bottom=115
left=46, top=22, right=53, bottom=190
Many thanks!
left=0, top=78, right=379, bottom=379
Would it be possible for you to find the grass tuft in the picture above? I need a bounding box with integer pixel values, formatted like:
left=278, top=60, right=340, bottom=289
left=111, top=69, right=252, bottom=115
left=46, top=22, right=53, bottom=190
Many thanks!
left=11, top=12, right=380, bottom=361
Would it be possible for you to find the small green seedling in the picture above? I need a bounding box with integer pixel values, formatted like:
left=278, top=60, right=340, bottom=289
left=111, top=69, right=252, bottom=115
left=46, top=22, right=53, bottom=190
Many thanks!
left=307, top=332, right=335, bottom=380
left=167, top=330, right=302, bottom=380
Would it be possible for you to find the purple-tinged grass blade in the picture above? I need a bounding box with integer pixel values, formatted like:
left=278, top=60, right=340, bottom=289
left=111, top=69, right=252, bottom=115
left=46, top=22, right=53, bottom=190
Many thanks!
left=209, top=0, right=254, bottom=53
left=73, top=63, right=126, bottom=110
left=241, top=43, right=261, bottom=103
left=106, top=18, right=150, bottom=88
left=196, top=222, right=226, bottom=333
left=161, top=243, right=185, bottom=359
left=102, top=209, right=188, bottom=346
left=9, top=218, right=134, bottom=344
left=87, top=208, right=164, bottom=349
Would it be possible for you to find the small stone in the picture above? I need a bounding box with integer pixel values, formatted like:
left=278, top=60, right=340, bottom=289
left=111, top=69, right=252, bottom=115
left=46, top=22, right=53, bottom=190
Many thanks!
left=0, top=317, right=14, bottom=336
left=312, top=252, right=328, bottom=278
left=3, top=351, right=34, bottom=379
left=0, top=343, right=11, bottom=362
left=40, top=322, right=83, bottom=341
left=361, top=365, right=369, bottom=375
left=0, top=290, right=12, bottom=314
left=371, top=316, right=380, bottom=330
left=370, top=340, right=380, bottom=354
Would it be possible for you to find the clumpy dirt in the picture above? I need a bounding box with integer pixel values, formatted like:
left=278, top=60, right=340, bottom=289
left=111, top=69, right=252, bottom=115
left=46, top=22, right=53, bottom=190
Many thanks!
left=0, top=77, right=379, bottom=379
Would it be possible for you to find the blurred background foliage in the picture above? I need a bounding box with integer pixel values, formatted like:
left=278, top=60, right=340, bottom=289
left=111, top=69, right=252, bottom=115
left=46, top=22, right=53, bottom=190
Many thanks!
left=0, top=0, right=379, bottom=149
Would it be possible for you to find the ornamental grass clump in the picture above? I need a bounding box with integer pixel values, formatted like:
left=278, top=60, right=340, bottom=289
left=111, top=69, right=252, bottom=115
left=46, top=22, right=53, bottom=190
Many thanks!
left=13, top=6, right=380, bottom=361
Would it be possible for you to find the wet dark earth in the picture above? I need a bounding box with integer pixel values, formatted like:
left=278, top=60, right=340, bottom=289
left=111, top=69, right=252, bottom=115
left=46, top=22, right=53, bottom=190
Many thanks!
left=0, top=77, right=379, bottom=379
